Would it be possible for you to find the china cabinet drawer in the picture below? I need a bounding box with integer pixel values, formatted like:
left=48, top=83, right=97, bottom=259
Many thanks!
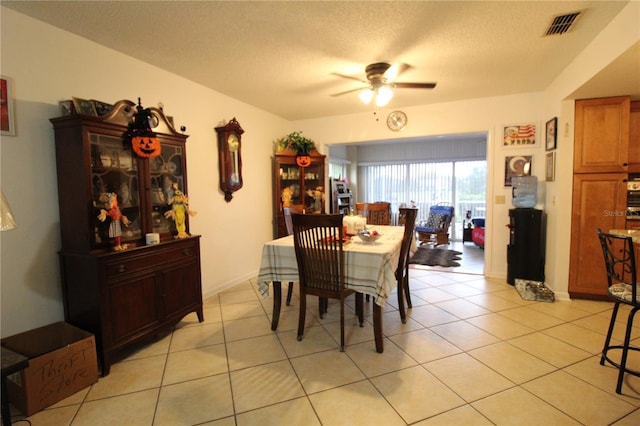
left=104, top=241, right=197, bottom=279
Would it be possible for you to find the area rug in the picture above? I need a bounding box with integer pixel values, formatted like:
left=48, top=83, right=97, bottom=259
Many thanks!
left=409, top=247, right=462, bottom=267
left=515, top=279, right=555, bottom=302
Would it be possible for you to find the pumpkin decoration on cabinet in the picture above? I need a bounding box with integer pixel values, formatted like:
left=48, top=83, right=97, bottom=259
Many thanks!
left=124, top=98, right=162, bottom=158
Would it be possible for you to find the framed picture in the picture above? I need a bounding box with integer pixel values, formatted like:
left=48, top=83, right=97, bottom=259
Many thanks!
left=546, top=117, right=557, bottom=151
left=546, top=152, right=555, bottom=182
left=59, top=100, right=74, bottom=116
left=503, top=123, right=536, bottom=147
left=1, top=76, right=16, bottom=136
left=504, top=155, right=532, bottom=186
left=72, top=97, right=97, bottom=116
left=91, top=100, right=114, bottom=116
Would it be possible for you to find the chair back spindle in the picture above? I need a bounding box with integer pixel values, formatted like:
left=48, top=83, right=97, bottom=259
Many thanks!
left=355, top=202, right=391, bottom=225
left=396, top=207, right=418, bottom=323
left=292, top=213, right=363, bottom=351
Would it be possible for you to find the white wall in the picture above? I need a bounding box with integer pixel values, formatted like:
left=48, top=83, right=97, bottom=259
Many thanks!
left=294, top=1, right=639, bottom=302
left=1, top=2, right=637, bottom=337
left=0, top=8, right=289, bottom=337
left=293, top=93, right=546, bottom=287
left=541, top=0, right=640, bottom=302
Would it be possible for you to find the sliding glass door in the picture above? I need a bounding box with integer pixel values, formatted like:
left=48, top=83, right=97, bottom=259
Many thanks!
left=359, top=160, right=486, bottom=240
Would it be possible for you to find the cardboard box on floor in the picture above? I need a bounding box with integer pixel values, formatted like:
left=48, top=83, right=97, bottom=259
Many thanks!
left=1, top=321, right=98, bottom=416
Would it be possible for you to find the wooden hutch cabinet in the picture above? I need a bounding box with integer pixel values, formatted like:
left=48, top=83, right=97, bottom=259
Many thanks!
left=273, top=148, right=325, bottom=237
left=569, top=96, right=639, bottom=299
left=51, top=100, right=203, bottom=375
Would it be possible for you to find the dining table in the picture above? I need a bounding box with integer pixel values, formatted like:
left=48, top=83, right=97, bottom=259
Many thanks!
left=257, top=225, right=408, bottom=353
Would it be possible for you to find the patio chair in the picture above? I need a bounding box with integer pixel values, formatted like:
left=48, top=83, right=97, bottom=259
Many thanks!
left=416, top=203, right=454, bottom=246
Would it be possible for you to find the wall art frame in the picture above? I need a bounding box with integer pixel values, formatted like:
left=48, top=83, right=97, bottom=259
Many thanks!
left=546, top=117, right=557, bottom=151
left=91, top=100, right=114, bottom=116
left=72, top=97, right=97, bottom=116
left=545, top=151, right=555, bottom=182
left=504, top=155, right=532, bottom=186
left=502, top=123, right=536, bottom=147
left=1, top=76, right=16, bottom=136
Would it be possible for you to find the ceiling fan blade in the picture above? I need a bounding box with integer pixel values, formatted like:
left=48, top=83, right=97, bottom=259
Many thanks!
left=393, top=82, right=437, bottom=89
left=384, top=63, right=410, bottom=82
left=330, top=72, right=366, bottom=83
left=330, top=87, right=366, bottom=97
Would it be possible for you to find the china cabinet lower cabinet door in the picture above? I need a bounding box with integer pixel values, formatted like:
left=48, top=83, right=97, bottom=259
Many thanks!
left=60, top=237, right=203, bottom=375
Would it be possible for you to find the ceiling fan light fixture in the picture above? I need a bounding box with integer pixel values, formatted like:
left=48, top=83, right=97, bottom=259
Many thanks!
left=376, top=86, right=393, bottom=106
left=384, top=64, right=399, bottom=82
left=359, top=88, right=374, bottom=104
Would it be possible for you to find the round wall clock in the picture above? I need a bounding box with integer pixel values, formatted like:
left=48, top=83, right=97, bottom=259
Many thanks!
left=387, top=110, right=407, bottom=131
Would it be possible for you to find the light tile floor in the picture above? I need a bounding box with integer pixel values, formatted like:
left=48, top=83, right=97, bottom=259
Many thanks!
left=8, top=259, right=640, bottom=425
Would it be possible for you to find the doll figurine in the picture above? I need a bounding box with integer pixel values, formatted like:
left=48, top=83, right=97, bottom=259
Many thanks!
left=281, top=186, right=293, bottom=207
left=164, top=183, right=197, bottom=238
left=97, top=192, right=131, bottom=250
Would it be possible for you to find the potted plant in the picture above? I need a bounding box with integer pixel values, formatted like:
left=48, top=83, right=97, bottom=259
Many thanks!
left=275, top=131, right=316, bottom=167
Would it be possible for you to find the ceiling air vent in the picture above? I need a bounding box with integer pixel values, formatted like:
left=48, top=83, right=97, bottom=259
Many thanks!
left=545, top=11, right=582, bottom=36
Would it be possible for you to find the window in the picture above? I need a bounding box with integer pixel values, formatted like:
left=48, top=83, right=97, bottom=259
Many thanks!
left=328, top=162, right=348, bottom=180
left=359, top=160, right=486, bottom=239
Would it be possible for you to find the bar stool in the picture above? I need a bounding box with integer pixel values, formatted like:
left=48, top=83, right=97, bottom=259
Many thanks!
left=596, top=229, right=640, bottom=394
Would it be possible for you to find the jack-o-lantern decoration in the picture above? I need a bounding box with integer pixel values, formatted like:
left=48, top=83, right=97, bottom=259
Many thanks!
left=296, top=155, right=311, bottom=167
left=124, top=98, right=162, bottom=158
left=132, top=135, right=161, bottom=158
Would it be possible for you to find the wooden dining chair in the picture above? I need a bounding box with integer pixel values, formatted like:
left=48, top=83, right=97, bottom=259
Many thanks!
left=355, top=202, right=391, bottom=225
left=283, top=205, right=305, bottom=305
left=292, top=213, right=364, bottom=351
left=596, top=229, right=640, bottom=394
left=396, top=207, right=418, bottom=323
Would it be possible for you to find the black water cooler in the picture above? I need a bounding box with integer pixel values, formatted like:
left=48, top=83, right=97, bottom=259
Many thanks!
left=507, top=208, right=545, bottom=285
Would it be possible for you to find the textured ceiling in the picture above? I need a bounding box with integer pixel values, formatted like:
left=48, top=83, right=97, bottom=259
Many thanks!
left=3, top=1, right=637, bottom=120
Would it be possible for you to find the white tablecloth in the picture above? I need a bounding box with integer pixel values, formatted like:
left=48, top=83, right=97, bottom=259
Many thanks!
left=257, top=225, right=408, bottom=306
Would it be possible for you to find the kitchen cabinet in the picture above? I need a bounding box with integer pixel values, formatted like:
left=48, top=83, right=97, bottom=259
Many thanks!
left=569, top=96, right=637, bottom=299
left=629, top=101, right=640, bottom=171
left=273, top=148, right=325, bottom=237
left=573, top=96, right=631, bottom=173
left=569, top=173, right=628, bottom=299
left=51, top=100, right=203, bottom=375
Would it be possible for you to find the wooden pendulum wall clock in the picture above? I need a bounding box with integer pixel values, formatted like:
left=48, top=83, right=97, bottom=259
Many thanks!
left=215, top=117, right=244, bottom=202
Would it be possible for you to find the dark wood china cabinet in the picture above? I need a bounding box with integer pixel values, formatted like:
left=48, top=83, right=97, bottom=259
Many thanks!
left=51, top=100, right=203, bottom=375
left=272, top=148, right=326, bottom=237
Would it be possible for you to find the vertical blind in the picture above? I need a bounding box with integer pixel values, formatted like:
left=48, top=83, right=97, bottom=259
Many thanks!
left=359, top=160, right=486, bottom=239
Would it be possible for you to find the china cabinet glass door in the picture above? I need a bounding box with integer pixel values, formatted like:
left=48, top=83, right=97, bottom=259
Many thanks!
left=90, top=133, right=141, bottom=246
left=149, top=143, right=185, bottom=235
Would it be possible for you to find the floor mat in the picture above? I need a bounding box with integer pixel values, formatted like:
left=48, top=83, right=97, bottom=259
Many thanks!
left=409, top=247, right=462, bottom=267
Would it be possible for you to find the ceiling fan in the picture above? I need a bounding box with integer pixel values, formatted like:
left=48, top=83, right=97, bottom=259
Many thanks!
left=331, top=62, right=437, bottom=107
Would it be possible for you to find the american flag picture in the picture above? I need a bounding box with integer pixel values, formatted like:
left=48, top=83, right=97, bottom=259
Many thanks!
left=503, top=123, right=536, bottom=146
